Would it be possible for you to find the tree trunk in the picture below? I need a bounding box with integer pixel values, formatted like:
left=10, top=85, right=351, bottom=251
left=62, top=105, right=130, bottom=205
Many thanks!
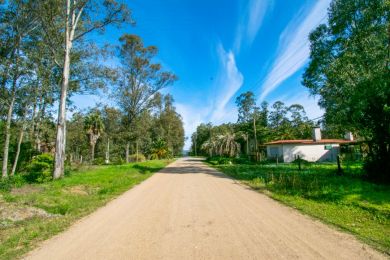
left=11, top=121, right=26, bottom=176
left=2, top=93, right=16, bottom=178
left=105, top=138, right=110, bottom=164
left=2, top=37, right=20, bottom=178
left=126, top=142, right=130, bottom=163
left=53, top=30, right=72, bottom=179
left=136, top=139, right=139, bottom=162
left=246, top=132, right=249, bottom=155
left=91, top=143, right=95, bottom=162
left=34, top=95, right=45, bottom=152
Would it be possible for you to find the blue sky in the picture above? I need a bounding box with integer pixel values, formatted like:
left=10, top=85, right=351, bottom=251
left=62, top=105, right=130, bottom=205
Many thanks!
left=72, top=0, right=332, bottom=149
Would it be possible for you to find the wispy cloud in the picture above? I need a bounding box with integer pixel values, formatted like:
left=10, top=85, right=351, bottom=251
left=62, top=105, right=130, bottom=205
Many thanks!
left=209, top=43, right=243, bottom=123
left=259, top=0, right=331, bottom=101
left=234, top=0, right=273, bottom=52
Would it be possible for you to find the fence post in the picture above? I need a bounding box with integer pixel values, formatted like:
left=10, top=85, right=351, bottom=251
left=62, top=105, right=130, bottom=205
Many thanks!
left=298, top=155, right=301, bottom=171
left=337, top=155, right=343, bottom=175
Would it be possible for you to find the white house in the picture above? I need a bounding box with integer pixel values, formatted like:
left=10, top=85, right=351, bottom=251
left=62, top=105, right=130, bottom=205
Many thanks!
left=265, top=128, right=355, bottom=163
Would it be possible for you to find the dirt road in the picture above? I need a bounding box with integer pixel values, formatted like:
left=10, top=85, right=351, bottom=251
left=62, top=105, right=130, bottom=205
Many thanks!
left=25, top=158, right=385, bottom=260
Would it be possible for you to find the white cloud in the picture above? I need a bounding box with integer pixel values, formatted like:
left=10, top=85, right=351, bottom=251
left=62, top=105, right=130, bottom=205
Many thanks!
left=209, top=43, right=243, bottom=123
left=235, top=0, right=272, bottom=52
left=259, top=0, right=331, bottom=101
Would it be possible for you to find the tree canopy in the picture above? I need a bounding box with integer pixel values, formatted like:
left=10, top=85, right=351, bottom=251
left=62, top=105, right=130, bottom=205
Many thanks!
left=303, top=0, right=390, bottom=181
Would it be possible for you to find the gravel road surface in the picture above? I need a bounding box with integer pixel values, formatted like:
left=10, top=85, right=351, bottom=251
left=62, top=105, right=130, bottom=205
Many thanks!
left=25, top=157, right=385, bottom=260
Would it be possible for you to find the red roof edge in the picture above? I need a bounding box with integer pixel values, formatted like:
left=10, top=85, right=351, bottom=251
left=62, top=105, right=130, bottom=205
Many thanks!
left=265, top=139, right=356, bottom=145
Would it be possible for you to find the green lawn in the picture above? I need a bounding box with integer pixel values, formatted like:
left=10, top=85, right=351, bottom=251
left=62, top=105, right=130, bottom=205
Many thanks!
left=212, top=162, right=390, bottom=255
left=0, top=160, right=171, bottom=260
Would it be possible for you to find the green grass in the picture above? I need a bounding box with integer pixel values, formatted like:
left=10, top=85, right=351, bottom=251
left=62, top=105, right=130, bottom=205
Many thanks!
left=212, top=162, right=390, bottom=255
left=0, top=160, right=171, bottom=260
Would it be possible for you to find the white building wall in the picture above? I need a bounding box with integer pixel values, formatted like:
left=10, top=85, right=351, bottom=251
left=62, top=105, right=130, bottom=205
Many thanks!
left=267, top=144, right=340, bottom=162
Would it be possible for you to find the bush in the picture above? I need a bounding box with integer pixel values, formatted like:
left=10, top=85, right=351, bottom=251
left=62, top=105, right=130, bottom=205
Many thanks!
left=0, top=175, right=27, bottom=192
left=24, top=153, right=54, bottom=183
left=207, top=156, right=233, bottom=165
left=233, top=156, right=252, bottom=165
left=111, top=157, right=125, bottom=165
left=128, top=153, right=146, bottom=162
left=92, top=157, right=106, bottom=165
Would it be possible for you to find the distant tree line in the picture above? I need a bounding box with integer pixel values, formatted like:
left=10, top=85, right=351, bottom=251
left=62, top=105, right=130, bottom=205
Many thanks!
left=0, top=0, right=184, bottom=180
left=191, top=91, right=317, bottom=160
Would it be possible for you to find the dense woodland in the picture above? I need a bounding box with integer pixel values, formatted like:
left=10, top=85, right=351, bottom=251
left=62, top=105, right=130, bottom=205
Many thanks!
left=0, top=0, right=185, bottom=181
left=191, top=0, right=389, bottom=182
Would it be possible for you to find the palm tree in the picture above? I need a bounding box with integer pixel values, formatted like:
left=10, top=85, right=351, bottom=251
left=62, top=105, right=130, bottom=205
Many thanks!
left=84, top=112, right=104, bottom=161
left=202, top=133, right=240, bottom=158
left=150, top=139, right=171, bottom=159
left=217, top=133, right=240, bottom=157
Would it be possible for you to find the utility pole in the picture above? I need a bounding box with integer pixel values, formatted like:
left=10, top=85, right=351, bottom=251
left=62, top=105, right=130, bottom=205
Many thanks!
left=253, top=116, right=258, bottom=161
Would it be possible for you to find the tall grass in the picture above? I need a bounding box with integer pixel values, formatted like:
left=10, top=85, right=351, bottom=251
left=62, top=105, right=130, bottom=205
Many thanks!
left=214, top=162, right=390, bottom=254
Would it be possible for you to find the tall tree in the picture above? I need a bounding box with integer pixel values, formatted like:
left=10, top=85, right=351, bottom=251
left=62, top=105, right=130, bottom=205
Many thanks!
left=36, top=0, right=131, bottom=179
left=114, top=34, right=177, bottom=162
left=152, top=94, right=185, bottom=155
left=1, top=0, right=37, bottom=177
left=236, top=91, right=256, bottom=123
left=303, top=0, right=390, bottom=181
left=235, top=91, right=259, bottom=157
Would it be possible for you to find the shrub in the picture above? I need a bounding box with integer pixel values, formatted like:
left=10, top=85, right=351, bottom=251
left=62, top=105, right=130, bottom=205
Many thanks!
left=128, top=153, right=146, bottom=162
left=207, top=156, right=232, bottom=165
left=24, top=153, right=54, bottom=183
left=111, top=157, right=125, bottom=165
left=233, top=156, right=252, bottom=165
left=92, top=157, right=106, bottom=165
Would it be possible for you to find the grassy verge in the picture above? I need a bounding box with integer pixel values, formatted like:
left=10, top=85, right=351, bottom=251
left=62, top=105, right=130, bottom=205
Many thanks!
left=212, top=162, right=390, bottom=255
left=0, top=160, right=171, bottom=260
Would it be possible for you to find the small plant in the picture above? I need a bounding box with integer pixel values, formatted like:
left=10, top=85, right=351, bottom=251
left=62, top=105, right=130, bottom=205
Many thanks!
left=128, top=153, right=146, bottom=162
left=92, top=157, right=106, bottom=165
left=111, top=157, right=125, bottom=165
left=24, top=153, right=54, bottom=183
left=0, top=175, right=26, bottom=192
left=207, top=156, right=232, bottom=165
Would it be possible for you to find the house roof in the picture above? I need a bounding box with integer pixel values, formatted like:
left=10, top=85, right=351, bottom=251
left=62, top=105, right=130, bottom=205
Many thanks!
left=265, top=139, right=356, bottom=145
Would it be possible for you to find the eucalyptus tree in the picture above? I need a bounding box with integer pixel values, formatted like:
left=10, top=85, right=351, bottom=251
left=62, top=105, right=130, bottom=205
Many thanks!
left=303, top=0, right=389, bottom=181
left=35, top=0, right=132, bottom=178
left=100, top=106, right=122, bottom=163
left=288, top=104, right=313, bottom=139
left=114, top=34, right=177, bottom=162
left=191, top=123, right=213, bottom=156
left=0, top=0, right=38, bottom=178
left=236, top=91, right=261, bottom=158
left=152, top=94, right=185, bottom=156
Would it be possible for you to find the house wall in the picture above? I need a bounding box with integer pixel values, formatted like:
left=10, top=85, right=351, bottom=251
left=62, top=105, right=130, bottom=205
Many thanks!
left=267, top=144, right=340, bottom=162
